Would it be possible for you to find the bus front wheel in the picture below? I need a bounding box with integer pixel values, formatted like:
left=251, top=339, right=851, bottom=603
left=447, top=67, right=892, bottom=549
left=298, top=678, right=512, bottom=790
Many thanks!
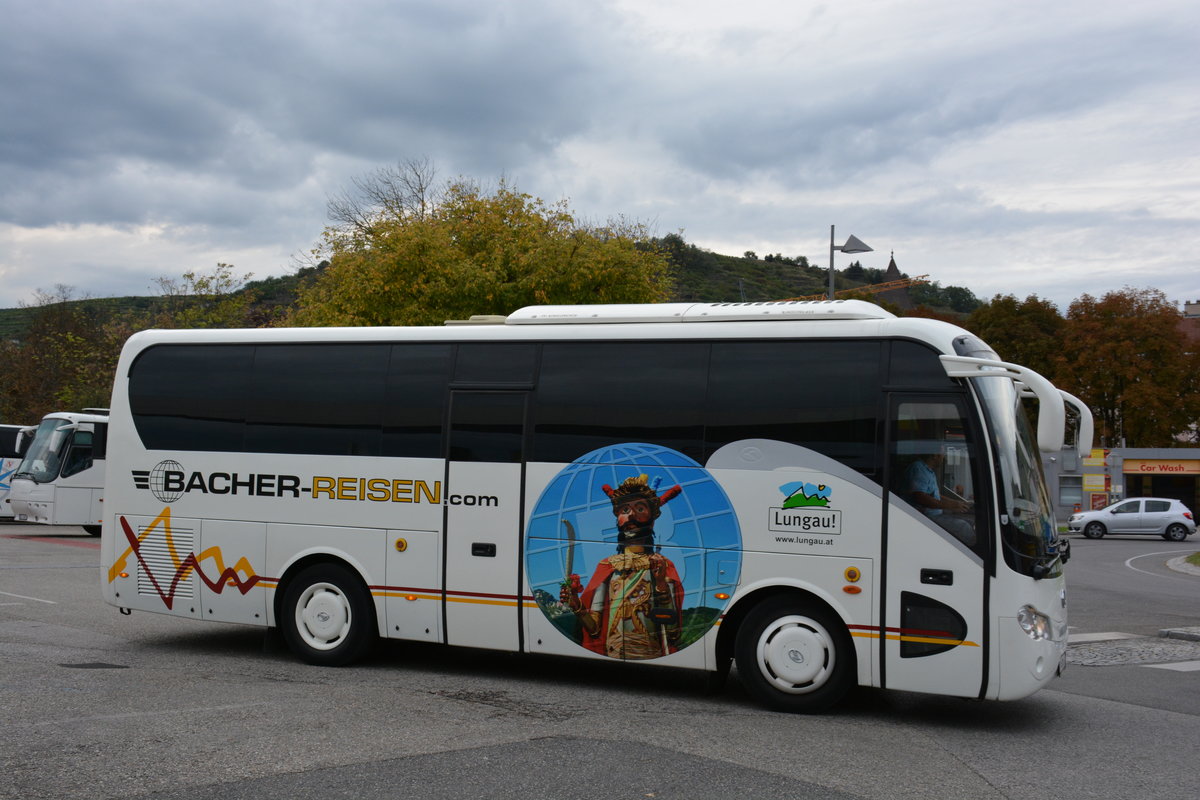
left=280, top=563, right=375, bottom=666
left=734, top=596, right=854, bottom=713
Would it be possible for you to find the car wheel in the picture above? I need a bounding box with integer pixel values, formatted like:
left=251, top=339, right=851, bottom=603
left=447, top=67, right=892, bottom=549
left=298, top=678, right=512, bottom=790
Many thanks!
left=280, top=562, right=376, bottom=666
left=734, top=596, right=854, bottom=713
left=1083, top=521, right=1106, bottom=539
left=1165, top=524, right=1189, bottom=542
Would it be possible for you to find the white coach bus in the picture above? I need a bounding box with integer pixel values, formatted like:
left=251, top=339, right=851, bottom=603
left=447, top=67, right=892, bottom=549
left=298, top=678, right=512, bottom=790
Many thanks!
left=0, top=423, right=32, bottom=518
left=100, top=301, right=1090, bottom=712
left=10, top=410, right=107, bottom=535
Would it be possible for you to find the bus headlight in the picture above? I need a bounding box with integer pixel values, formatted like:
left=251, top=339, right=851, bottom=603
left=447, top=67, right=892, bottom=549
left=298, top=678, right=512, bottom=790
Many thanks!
left=1016, top=605, right=1051, bottom=641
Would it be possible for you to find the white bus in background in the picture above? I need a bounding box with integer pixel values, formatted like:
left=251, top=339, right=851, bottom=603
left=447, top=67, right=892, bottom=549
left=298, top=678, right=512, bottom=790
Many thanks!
left=10, top=410, right=107, bottom=535
left=100, top=301, right=1091, bottom=712
left=0, top=423, right=32, bottom=519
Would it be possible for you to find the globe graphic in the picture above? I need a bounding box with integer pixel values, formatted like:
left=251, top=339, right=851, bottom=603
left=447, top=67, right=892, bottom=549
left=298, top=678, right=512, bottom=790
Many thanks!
left=526, top=443, right=742, bottom=658
left=149, top=460, right=185, bottom=503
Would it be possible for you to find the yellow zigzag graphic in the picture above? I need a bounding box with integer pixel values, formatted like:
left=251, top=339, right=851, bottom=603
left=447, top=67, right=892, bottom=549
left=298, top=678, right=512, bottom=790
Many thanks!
left=108, top=507, right=260, bottom=594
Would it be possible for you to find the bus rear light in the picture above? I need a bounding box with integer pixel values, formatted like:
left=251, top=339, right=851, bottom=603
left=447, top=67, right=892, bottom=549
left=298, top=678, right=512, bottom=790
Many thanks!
left=405, top=594, right=418, bottom=602
left=842, top=586, right=862, bottom=594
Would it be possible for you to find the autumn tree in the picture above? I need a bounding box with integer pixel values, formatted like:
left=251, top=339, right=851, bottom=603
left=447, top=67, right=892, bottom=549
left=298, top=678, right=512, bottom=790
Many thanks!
left=1056, top=287, right=1200, bottom=447
left=290, top=177, right=673, bottom=326
left=965, top=294, right=1065, bottom=380
left=0, top=286, right=117, bottom=421
left=0, top=266, right=261, bottom=423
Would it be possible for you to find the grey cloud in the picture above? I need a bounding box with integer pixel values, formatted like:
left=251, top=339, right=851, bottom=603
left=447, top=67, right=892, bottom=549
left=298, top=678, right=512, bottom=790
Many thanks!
left=1, top=0, right=622, bottom=229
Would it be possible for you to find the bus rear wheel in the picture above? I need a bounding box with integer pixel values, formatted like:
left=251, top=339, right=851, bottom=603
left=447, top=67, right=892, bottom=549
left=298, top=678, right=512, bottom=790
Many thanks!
left=734, top=596, right=854, bottom=713
left=281, top=563, right=375, bottom=666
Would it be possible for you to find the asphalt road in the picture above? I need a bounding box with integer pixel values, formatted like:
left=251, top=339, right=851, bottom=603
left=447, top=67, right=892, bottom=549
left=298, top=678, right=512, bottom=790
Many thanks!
left=3, top=523, right=1198, bottom=800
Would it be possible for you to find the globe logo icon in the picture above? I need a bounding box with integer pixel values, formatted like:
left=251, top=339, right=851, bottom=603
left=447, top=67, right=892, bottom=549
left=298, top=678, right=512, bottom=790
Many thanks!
left=149, top=460, right=185, bottom=503
left=525, top=443, right=742, bottom=659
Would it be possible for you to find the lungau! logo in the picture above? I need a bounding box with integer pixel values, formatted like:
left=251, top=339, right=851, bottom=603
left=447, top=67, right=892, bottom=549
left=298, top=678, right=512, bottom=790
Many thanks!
left=769, top=480, right=842, bottom=536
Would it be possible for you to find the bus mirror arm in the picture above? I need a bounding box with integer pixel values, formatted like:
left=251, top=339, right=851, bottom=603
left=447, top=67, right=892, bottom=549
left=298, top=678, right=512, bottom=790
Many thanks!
left=1058, top=390, right=1094, bottom=461
left=939, top=355, right=1066, bottom=453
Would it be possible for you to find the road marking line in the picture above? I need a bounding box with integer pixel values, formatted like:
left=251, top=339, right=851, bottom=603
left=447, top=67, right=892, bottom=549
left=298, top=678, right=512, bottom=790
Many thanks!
left=1068, top=632, right=1142, bottom=643
left=1144, top=661, right=1200, bottom=672
left=0, top=590, right=56, bottom=604
left=1125, top=549, right=1195, bottom=578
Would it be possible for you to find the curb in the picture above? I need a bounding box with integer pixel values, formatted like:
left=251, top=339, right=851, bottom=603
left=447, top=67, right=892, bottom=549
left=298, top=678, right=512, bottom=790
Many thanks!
left=1166, top=555, right=1200, bottom=577
left=1159, top=627, right=1200, bottom=642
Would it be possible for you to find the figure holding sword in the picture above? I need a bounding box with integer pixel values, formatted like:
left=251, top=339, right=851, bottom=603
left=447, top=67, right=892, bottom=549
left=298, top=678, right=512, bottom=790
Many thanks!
left=559, top=473, right=685, bottom=660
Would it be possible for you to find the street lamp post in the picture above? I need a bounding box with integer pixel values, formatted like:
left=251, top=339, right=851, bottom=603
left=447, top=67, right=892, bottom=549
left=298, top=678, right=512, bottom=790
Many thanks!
left=828, top=225, right=873, bottom=300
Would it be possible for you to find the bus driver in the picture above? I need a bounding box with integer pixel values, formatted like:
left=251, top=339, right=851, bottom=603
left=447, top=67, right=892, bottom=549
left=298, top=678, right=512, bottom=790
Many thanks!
left=904, top=447, right=976, bottom=547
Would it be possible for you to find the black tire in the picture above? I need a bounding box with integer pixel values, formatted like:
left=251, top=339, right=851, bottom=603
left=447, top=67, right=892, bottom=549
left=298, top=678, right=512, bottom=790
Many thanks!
left=1083, top=521, right=1106, bottom=539
left=734, top=596, right=854, bottom=713
left=1165, top=524, right=1189, bottom=542
left=82, top=525, right=101, bottom=536
left=280, top=562, right=376, bottom=666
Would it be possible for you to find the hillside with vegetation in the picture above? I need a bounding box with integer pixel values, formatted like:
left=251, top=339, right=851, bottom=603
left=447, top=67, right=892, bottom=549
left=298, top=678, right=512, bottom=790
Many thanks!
left=0, top=236, right=974, bottom=341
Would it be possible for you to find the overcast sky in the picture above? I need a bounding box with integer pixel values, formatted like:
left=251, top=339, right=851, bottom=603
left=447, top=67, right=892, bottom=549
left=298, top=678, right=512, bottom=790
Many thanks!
left=2, top=0, right=1197, bottom=312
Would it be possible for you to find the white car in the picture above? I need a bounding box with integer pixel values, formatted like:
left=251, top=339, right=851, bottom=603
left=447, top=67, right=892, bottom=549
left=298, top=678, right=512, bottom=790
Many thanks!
left=1068, top=497, right=1196, bottom=541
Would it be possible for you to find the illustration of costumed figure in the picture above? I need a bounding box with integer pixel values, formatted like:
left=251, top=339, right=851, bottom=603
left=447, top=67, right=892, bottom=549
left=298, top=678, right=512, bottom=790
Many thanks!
left=560, top=474, right=685, bottom=659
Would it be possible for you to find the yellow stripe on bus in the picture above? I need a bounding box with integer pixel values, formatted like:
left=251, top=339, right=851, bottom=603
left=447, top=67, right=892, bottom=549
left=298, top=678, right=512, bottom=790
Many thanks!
left=850, top=630, right=980, bottom=648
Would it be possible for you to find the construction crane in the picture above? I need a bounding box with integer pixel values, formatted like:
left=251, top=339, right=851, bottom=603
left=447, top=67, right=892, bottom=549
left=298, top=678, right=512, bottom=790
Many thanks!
left=786, top=275, right=929, bottom=302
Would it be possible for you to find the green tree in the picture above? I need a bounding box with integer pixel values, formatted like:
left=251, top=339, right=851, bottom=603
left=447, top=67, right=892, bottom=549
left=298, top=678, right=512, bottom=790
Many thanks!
left=0, top=286, right=117, bottom=421
left=966, top=294, right=1065, bottom=379
left=1056, top=287, right=1200, bottom=447
left=0, top=266, right=261, bottom=423
left=150, top=263, right=259, bottom=328
left=291, top=179, right=673, bottom=326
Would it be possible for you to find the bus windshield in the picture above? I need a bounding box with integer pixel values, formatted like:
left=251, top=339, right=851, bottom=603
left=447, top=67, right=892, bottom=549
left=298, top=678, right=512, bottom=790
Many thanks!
left=15, top=418, right=72, bottom=483
left=976, top=376, right=1062, bottom=579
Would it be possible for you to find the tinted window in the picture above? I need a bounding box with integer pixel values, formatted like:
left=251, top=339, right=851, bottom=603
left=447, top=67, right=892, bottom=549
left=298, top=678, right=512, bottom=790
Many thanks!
left=245, top=344, right=389, bottom=456
left=60, top=431, right=93, bottom=478
left=449, top=392, right=525, bottom=463
left=1112, top=501, right=1140, bottom=514
left=130, top=345, right=253, bottom=451
left=707, top=340, right=882, bottom=472
left=1145, top=500, right=1171, bottom=513
left=0, top=427, right=24, bottom=458
left=532, top=342, right=707, bottom=462
left=383, top=344, right=452, bottom=458
left=454, top=343, right=536, bottom=384
left=889, top=341, right=958, bottom=389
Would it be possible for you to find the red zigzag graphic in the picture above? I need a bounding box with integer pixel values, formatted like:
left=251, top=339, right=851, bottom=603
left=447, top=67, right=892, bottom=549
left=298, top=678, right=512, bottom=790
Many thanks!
left=119, top=516, right=262, bottom=610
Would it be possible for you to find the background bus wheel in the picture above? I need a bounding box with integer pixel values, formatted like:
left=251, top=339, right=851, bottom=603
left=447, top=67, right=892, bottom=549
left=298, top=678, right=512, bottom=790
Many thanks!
left=1083, top=522, right=1106, bottom=539
left=1164, top=524, right=1189, bottom=542
left=281, top=563, right=375, bottom=666
left=82, top=525, right=101, bottom=536
left=734, top=597, right=853, bottom=713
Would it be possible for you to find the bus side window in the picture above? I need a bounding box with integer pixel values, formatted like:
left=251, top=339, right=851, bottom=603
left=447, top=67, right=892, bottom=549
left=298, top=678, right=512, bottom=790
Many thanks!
left=706, top=340, right=882, bottom=475
left=383, top=344, right=453, bottom=459
left=60, top=432, right=93, bottom=478
left=531, top=342, right=707, bottom=463
left=891, top=400, right=980, bottom=549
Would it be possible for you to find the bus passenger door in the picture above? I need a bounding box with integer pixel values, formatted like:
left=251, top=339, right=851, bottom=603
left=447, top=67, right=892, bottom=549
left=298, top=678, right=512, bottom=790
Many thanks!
left=443, top=391, right=527, bottom=651
left=884, top=396, right=987, bottom=698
